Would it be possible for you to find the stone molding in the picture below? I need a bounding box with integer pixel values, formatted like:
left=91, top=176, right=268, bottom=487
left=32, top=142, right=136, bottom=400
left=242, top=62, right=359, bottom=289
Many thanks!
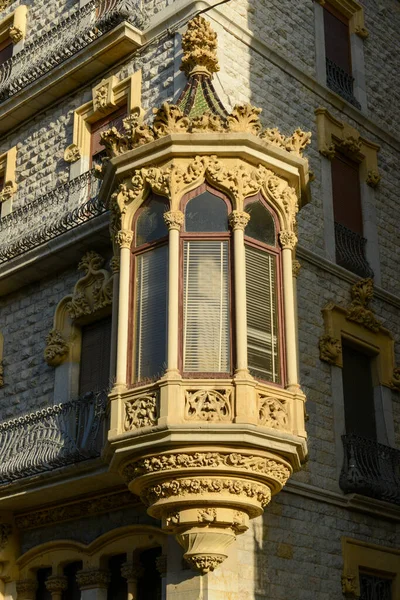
left=92, top=75, right=118, bottom=113
left=44, top=251, right=114, bottom=366
left=76, top=569, right=111, bottom=590
left=315, top=107, right=380, bottom=187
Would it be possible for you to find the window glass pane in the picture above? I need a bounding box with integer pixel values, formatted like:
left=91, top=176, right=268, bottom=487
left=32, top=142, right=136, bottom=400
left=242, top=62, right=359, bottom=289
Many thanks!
left=245, top=201, right=275, bottom=246
left=136, top=196, right=168, bottom=246
left=246, top=245, right=279, bottom=382
left=135, top=245, right=168, bottom=381
left=183, top=241, right=230, bottom=372
left=79, top=317, right=112, bottom=395
left=185, top=191, right=228, bottom=232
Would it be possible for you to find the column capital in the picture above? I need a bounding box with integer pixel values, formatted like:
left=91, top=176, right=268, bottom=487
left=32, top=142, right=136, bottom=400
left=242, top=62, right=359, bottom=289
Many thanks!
left=228, top=210, right=250, bottom=231
left=121, top=561, right=144, bottom=582
left=115, top=229, right=134, bottom=249
left=279, top=230, right=297, bottom=250
left=16, top=579, right=37, bottom=600
left=45, top=576, right=68, bottom=594
left=163, top=210, right=184, bottom=231
left=76, top=569, right=111, bottom=590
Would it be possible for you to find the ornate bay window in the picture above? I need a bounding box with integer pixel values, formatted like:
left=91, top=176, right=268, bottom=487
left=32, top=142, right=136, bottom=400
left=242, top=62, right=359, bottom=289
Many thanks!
left=103, top=16, right=311, bottom=574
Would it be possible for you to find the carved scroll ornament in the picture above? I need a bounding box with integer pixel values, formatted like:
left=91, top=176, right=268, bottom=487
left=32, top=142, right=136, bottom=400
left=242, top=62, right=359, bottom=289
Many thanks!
left=184, top=389, right=232, bottom=421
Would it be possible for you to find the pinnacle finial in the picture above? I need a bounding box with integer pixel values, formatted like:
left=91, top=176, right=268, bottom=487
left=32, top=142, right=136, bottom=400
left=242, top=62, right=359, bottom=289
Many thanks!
left=180, top=16, right=220, bottom=77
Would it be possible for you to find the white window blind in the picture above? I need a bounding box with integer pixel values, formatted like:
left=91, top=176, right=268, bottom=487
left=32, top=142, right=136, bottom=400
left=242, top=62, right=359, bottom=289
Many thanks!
left=183, top=240, right=230, bottom=372
left=135, top=245, right=168, bottom=381
left=245, top=245, right=279, bottom=382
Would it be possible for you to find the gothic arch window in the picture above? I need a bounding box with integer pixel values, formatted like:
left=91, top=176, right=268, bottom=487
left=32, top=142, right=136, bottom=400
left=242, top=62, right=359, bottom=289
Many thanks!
left=131, top=194, right=169, bottom=382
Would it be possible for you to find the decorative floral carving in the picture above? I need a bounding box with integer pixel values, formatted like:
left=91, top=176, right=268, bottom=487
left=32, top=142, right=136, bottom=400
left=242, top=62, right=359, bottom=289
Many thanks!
left=76, top=570, right=111, bottom=590
left=163, top=210, right=184, bottom=230
left=16, top=580, right=38, bottom=600
left=180, top=15, right=219, bottom=76
left=0, top=524, right=12, bottom=550
left=185, top=554, right=225, bottom=573
left=0, top=180, right=17, bottom=202
left=226, top=104, right=262, bottom=135
left=94, top=85, right=109, bottom=111
left=165, top=512, right=180, bottom=527
left=320, top=143, right=336, bottom=160
left=228, top=210, right=250, bottom=231
left=115, top=229, right=134, bottom=249
left=261, top=127, right=311, bottom=156
left=143, top=478, right=272, bottom=507
left=258, top=395, right=288, bottom=430
left=391, top=367, right=400, bottom=392
left=232, top=510, right=247, bottom=533
left=44, top=329, right=69, bottom=367
left=292, top=259, right=301, bottom=277
left=153, top=103, right=191, bottom=137
left=336, top=135, right=363, bottom=156
left=279, top=230, right=298, bottom=250
left=355, top=26, right=369, bottom=40
left=185, top=389, right=232, bottom=421
left=64, top=143, right=81, bottom=163
left=346, top=278, right=381, bottom=332
left=45, top=576, right=68, bottom=594
left=124, top=393, right=158, bottom=430
left=198, top=508, right=217, bottom=523
left=341, top=573, right=358, bottom=598
left=319, top=335, right=342, bottom=365
left=65, top=251, right=113, bottom=320
left=128, top=452, right=291, bottom=484
left=191, top=113, right=224, bottom=133
left=110, top=256, right=120, bottom=273
left=366, top=169, right=381, bottom=188
left=9, top=26, right=23, bottom=43
left=121, top=562, right=144, bottom=582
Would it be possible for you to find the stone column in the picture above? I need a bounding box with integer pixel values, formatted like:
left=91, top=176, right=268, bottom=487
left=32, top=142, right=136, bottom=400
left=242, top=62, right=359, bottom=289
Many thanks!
left=228, top=210, right=250, bottom=375
left=16, top=579, right=37, bottom=600
left=45, top=576, right=68, bottom=600
left=114, top=230, right=133, bottom=390
left=279, top=231, right=299, bottom=390
left=163, top=211, right=184, bottom=377
left=292, top=259, right=301, bottom=382
left=76, top=569, right=110, bottom=600
left=121, top=562, right=143, bottom=600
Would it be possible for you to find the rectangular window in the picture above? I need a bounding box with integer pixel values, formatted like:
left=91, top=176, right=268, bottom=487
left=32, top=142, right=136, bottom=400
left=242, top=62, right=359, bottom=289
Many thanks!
left=90, top=105, right=127, bottom=168
left=360, top=572, right=393, bottom=600
left=0, top=38, right=12, bottom=67
left=246, top=245, right=279, bottom=383
left=183, top=240, right=230, bottom=373
left=79, top=317, right=112, bottom=395
left=342, top=343, right=376, bottom=440
left=135, top=245, right=168, bottom=381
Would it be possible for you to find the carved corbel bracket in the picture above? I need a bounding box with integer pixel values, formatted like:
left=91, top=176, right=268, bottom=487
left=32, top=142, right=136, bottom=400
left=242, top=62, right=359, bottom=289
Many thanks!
left=92, top=76, right=118, bottom=113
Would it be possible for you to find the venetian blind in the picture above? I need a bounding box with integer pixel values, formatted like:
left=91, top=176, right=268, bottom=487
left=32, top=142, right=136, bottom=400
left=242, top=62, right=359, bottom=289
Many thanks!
left=135, top=245, right=167, bottom=381
left=79, top=316, right=112, bottom=395
left=183, top=240, right=230, bottom=372
left=246, top=245, right=279, bottom=382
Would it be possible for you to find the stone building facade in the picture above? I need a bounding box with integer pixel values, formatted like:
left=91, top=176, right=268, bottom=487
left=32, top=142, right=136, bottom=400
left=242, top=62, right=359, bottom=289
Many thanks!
left=0, top=1, right=399, bottom=599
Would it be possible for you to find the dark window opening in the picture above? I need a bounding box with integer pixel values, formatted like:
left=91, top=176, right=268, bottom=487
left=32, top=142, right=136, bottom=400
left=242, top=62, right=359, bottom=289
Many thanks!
left=324, top=4, right=352, bottom=74
left=342, top=343, right=376, bottom=440
left=107, top=554, right=127, bottom=600
left=137, top=547, right=162, bottom=600
left=359, top=572, right=393, bottom=600
left=0, top=38, right=13, bottom=67
left=62, top=561, right=83, bottom=600
left=36, top=568, right=52, bottom=600
left=79, top=316, right=112, bottom=395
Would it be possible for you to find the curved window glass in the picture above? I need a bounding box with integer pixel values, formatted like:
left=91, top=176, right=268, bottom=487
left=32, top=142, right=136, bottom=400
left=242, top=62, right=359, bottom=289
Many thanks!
left=245, top=201, right=275, bottom=246
left=136, top=195, right=168, bottom=246
left=185, top=191, right=228, bottom=232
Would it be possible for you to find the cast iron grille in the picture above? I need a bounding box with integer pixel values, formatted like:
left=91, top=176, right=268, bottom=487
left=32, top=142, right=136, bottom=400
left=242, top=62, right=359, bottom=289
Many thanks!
left=0, top=391, right=107, bottom=483
left=326, top=57, right=361, bottom=109
left=334, top=221, right=374, bottom=278
left=340, top=434, right=400, bottom=505
left=0, top=169, right=107, bottom=264
left=360, top=573, right=392, bottom=600
left=0, top=0, right=147, bottom=102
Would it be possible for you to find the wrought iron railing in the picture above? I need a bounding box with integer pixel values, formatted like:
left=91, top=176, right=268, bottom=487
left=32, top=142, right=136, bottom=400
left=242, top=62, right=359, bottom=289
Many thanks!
left=340, top=434, right=400, bottom=505
left=326, top=57, right=361, bottom=109
left=334, top=221, right=374, bottom=278
left=0, top=391, right=108, bottom=483
left=0, top=170, right=107, bottom=264
left=360, top=573, right=392, bottom=600
left=0, top=0, right=146, bottom=102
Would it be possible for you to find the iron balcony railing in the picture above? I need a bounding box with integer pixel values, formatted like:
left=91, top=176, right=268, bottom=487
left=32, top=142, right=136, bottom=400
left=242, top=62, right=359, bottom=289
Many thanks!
left=0, top=169, right=107, bottom=264
left=326, top=57, right=361, bottom=109
left=334, top=221, right=374, bottom=278
left=0, top=391, right=108, bottom=483
left=359, top=573, right=392, bottom=600
left=0, top=0, right=146, bottom=102
left=340, top=434, right=400, bottom=505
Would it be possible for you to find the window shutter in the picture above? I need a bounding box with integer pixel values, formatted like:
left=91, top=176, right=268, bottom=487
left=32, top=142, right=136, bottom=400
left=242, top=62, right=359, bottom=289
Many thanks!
left=342, top=344, right=376, bottom=440
left=331, top=153, right=363, bottom=234
left=324, top=4, right=352, bottom=74
left=245, top=245, right=279, bottom=383
left=183, top=240, right=230, bottom=372
left=79, top=317, right=112, bottom=395
left=135, top=245, right=168, bottom=381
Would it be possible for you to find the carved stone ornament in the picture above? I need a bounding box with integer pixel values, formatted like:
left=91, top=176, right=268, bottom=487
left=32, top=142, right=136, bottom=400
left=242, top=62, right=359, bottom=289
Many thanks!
left=94, top=84, right=109, bottom=111
left=64, top=143, right=81, bottom=163
left=186, top=554, right=225, bottom=573
left=0, top=0, right=12, bottom=11
left=163, top=210, right=184, bottom=230
left=44, top=329, right=69, bottom=367
left=261, top=127, right=311, bottom=156
left=9, top=26, right=24, bottom=43
left=0, top=524, right=12, bottom=550
left=16, top=579, right=38, bottom=600
left=319, top=334, right=342, bottom=365
left=45, top=576, right=68, bottom=594
left=228, top=210, right=250, bottom=231
left=180, top=15, right=219, bottom=76
left=155, top=554, right=168, bottom=577
left=0, top=361, right=3, bottom=387
left=279, top=230, right=298, bottom=250
left=292, top=259, right=301, bottom=277
left=320, top=143, right=336, bottom=160
left=124, top=393, right=158, bottom=430
left=0, top=180, right=17, bottom=202
left=391, top=367, right=400, bottom=392
left=346, top=278, right=381, bottom=332
left=366, top=169, right=381, bottom=188
left=355, top=26, right=369, bottom=40
left=115, top=229, right=134, bottom=249
left=341, top=573, right=358, bottom=598
left=121, top=562, right=144, bottom=582
left=184, top=389, right=232, bottom=421
left=258, top=395, right=289, bottom=430
left=336, top=135, right=362, bottom=156
left=76, top=570, right=111, bottom=590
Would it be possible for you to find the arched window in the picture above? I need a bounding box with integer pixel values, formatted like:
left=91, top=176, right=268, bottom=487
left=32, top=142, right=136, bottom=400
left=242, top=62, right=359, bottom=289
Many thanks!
left=244, top=198, right=281, bottom=383
left=133, top=195, right=169, bottom=382
left=181, top=187, right=231, bottom=374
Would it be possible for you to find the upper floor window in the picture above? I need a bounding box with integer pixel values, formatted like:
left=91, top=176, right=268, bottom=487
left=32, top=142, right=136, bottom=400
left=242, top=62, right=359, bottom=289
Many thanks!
left=359, top=572, right=393, bottom=600
left=79, top=316, right=112, bottom=395
left=90, top=104, right=127, bottom=169
left=0, top=37, right=12, bottom=67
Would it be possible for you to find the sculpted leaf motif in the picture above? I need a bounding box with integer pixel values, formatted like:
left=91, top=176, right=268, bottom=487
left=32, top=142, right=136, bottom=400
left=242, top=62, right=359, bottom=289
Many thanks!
left=226, top=104, right=262, bottom=135
left=152, top=103, right=190, bottom=137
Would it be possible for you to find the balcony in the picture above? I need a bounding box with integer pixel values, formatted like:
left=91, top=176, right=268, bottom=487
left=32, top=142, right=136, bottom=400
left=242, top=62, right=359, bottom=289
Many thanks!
left=326, top=57, right=361, bottom=110
left=334, top=221, right=374, bottom=278
left=340, top=434, right=400, bottom=505
left=0, top=0, right=144, bottom=134
left=0, top=391, right=107, bottom=484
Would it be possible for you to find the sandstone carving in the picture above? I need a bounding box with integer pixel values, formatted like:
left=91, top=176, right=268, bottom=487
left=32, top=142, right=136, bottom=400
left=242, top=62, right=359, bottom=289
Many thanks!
left=184, top=389, right=232, bottom=421
left=279, top=230, right=298, bottom=250
left=9, top=26, right=23, bottom=43
left=0, top=180, right=17, bottom=202
left=65, top=251, right=113, bottom=320
left=292, top=259, right=301, bottom=277
left=180, top=15, right=219, bottom=76
left=163, top=210, right=184, bottom=230
left=346, top=278, right=381, bottom=332
left=124, top=393, right=158, bottom=430
left=341, top=573, right=358, bottom=598
left=261, top=127, right=311, bottom=156
left=228, top=210, right=250, bottom=231
left=0, top=524, right=12, bottom=550
left=16, top=580, right=38, bottom=600
left=258, top=395, right=288, bottom=430
left=186, top=554, right=225, bottom=573
left=76, top=570, right=111, bottom=590
left=319, top=334, right=342, bottom=365
left=45, top=576, right=68, bottom=594
left=391, top=367, right=400, bottom=392
left=44, top=329, right=69, bottom=367
left=366, top=169, right=381, bottom=188
left=64, top=143, right=81, bottom=163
